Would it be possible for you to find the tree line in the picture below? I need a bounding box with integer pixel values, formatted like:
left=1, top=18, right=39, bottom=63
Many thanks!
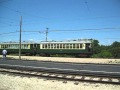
left=91, top=40, right=120, bottom=58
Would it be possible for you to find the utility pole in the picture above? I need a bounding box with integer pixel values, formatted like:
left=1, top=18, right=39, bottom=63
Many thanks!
left=46, top=28, right=48, bottom=41
left=19, top=16, right=22, bottom=60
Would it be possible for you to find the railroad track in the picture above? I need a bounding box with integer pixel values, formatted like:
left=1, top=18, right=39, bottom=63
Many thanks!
left=0, top=67, right=120, bottom=85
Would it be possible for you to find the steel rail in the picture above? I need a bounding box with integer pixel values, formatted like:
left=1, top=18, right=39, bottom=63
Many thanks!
left=0, top=68, right=120, bottom=85
left=0, top=63, right=120, bottom=78
left=0, top=64, right=120, bottom=78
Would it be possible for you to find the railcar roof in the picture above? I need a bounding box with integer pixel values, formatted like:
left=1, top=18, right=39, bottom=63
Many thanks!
left=0, top=42, right=34, bottom=44
left=0, top=40, right=92, bottom=44
left=40, top=41, right=91, bottom=44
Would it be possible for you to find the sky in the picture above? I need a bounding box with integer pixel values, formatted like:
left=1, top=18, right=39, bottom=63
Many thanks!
left=0, top=0, right=120, bottom=45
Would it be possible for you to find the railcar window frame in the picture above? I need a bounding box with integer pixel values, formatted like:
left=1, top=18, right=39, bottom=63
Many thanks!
left=40, top=42, right=88, bottom=49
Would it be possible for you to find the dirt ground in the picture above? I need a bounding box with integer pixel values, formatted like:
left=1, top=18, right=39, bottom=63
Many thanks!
left=0, top=55, right=120, bottom=90
left=0, top=55, right=120, bottom=64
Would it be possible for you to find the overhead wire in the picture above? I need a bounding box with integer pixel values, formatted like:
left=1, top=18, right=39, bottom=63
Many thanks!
left=0, top=27, right=120, bottom=36
left=0, top=1, right=119, bottom=24
left=49, top=28, right=120, bottom=32
left=0, top=4, right=50, bottom=19
left=84, top=0, right=90, bottom=13
left=0, top=1, right=120, bottom=28
left=104, top=38, right=120, bottom=39
left=0, top=31, right=18, bottom=35
left=0, top=0, right=120, bottom=39
left=0, top=0, right=11, bottom=3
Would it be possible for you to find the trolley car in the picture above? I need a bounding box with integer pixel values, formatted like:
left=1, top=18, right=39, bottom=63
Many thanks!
left=0, top=40, right=92, bottom=57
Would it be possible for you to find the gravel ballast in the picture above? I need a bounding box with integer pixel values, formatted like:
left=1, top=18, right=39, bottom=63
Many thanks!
left=0, top=73, right=120, bottom=90
left=0, top=55, right=120, bottom=89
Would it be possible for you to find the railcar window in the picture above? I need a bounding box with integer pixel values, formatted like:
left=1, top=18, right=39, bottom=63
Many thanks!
left=2, top=45, right=3, bottom=48
left=27, top=45, right=30, bottom=48
left=45, top=44, right=47, bottom=48
left=70, top=44, right=72, bottom=48
left=82, top=44, right=84, bottom=48
left=57, top=44, right=59, bottom=48
left=12, top=45, right=14, bottom=48
left=60, top=44, right=62, bottom=49
left=4, top=45, right=6, bottom=48
left=32, top=44, right=37, bottom=48
left=9, top=45, right=11, bottom=49
left=42, top=44, right=44, bottom=49
left=5, top=45, right=8, bottom=48
left=63, top=44, right=65, bottom=48
left=24, top=45, right=25, bottom=49
left=17, top=44, right=19, bottom=49
left=2, top=45, right=4, bottom=48
left=80, top=44, right=82, bottom=48
left=12, top=45, right=15, bottom=49
left=66, top=44, right=69, bottom=49
left=8, top=45, right=10, bottom=48
left=56, top=44, right=57, bottom=49
left=77, top=44, right=79, bottom=49
left=1, top=45, right=3, bottom=48
left=14, top=44, right=16, bottom=49
left=48, top=44, right=50, bottom=49
left=3, top=45, right=5, bottom=48
left=54, top=44, right=56, bottom=49
left=9, top=45, right=10, bottom=48
left=22, top=44, right=25, bottom=49
left=21, top=45, right=23, bottom=49
left=42, top=44, right=45, bottom=48
left=10, top=45, right=12, bottom=49
left=12, top=45, right=13, bottom=48
left=73, top=44, right=75, bottom=49
left=43, top=44, right=45, bottom=49
left=24, top=44, right=27, bottom=49
left=35, top=44, right=37, bottom=48
left=51, top=44, right=53, bottom=49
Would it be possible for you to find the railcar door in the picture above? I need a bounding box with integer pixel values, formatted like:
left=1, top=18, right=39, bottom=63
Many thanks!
left=31, top=43, right=37, bottom=56
left=86, top=43, right=91, bottom=52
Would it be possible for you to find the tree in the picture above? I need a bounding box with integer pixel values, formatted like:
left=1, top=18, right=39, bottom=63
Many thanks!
left=92, top=40, right=99, bottom=47
left=91, top=40, right=120, bottom=58
left=111, top=41, right=120, bottom=47
left=110, top=41, right=120, bottom=58
left=91, top=40, right=101, bottom=54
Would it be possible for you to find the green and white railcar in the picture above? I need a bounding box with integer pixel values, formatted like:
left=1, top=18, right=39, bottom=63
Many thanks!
left=0, top=42, right=38, bottom=55
left=38, top=40, right=92, bottom=57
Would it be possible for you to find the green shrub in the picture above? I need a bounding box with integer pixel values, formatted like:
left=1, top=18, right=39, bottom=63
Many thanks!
left=91, top=50, right=112, bottom=58
left=110, top=47, right=120, bottom=58
left=99, top=50, right=112, bottom=58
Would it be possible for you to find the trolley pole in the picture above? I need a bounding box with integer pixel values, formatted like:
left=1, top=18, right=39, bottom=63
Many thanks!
left=19, top=16, right=22, bottom=60
left=46, top=28, right=48, bottom=41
